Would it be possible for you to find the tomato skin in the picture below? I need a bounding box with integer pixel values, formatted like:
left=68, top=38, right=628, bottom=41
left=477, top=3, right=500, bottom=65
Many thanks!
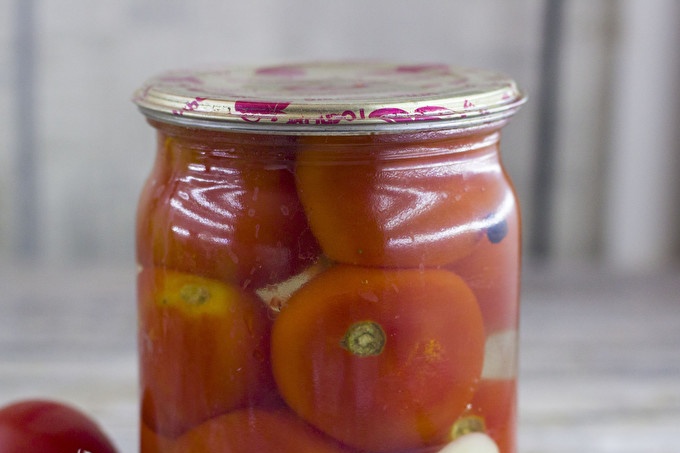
left=449, top=379, right=516, bottom=453
left=470, top=379, right=517, bottom=453
left=0, top=400, right=117, bottom=453
left=138, top=268, right=277, bottom=438
left=295, top=136, right=505, bottom=268
left=136, top=133, right=320, bottom=288
left=153, top=408, right=352, bottom=453
left=140, top=421, right=173, bottom=453
left=271, top=265, right=486, bottom=452
left=449, top=201, right=520, bottom=333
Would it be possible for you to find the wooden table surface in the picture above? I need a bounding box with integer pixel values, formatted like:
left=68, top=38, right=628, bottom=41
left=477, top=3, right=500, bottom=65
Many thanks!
left=1, top=262, right=679, bottom=452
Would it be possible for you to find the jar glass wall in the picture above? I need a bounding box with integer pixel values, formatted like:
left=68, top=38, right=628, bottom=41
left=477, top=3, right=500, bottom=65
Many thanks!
left=134, top=62, right=524, bottom=453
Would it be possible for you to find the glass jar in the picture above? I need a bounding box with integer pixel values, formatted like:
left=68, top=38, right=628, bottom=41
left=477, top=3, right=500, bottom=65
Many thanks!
left=133, top=62, right=525, bottom=453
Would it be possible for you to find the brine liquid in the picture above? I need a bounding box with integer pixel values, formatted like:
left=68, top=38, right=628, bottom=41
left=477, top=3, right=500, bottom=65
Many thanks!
left=136, top=127, right=519, bottom=453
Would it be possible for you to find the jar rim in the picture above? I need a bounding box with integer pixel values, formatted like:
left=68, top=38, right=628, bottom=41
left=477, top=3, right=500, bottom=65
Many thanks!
left=133, top=61, right=526, bottom=135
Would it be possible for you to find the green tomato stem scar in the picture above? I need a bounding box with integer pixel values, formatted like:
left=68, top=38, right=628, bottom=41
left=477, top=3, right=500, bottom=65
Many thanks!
left=341, top=321, right=386, bottom=357
left=450, top=415, right=486, bottom=439
left=180, top=284, right=211, bottom=305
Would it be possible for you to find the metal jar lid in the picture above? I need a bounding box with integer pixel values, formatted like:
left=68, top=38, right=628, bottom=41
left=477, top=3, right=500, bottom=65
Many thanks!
left=133, top=61, right=525, bottom=134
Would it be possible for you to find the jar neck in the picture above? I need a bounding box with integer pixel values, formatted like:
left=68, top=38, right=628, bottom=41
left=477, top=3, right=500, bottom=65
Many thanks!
left=149, top=119, right=502, bottom=167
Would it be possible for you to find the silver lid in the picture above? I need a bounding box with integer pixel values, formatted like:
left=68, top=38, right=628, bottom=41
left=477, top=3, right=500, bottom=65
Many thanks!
left=133, top=62, right=525, bottom=134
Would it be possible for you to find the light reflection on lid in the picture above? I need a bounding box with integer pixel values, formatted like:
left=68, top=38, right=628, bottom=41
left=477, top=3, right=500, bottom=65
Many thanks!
left=133, top=62, right=525, bottom=134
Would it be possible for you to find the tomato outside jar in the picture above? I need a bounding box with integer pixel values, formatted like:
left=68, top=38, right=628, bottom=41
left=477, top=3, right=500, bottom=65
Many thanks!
left=133, top=61, right=525, bottom=453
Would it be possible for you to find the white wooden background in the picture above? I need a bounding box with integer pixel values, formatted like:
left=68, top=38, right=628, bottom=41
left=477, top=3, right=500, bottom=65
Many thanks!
left=1, top=0, right=678, bottom=271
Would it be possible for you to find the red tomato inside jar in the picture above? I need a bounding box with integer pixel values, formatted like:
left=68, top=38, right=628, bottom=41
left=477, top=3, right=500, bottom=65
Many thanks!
left=134, top=62, right=525, bottom=453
